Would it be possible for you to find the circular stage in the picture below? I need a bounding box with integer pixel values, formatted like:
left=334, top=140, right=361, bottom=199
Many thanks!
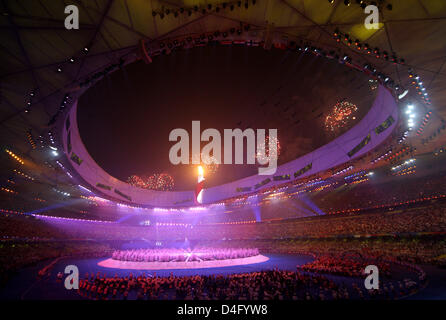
left=98, top=254, right=269, bottom=270
left=98, top=247, right=269, bottom=270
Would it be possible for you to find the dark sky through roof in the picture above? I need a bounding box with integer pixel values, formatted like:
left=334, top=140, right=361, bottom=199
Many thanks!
left=78, top=46, right=375, bottom=190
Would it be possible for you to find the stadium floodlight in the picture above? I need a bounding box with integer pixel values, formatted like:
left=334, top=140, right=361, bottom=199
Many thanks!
left=398, top=90, right=409, bottom=100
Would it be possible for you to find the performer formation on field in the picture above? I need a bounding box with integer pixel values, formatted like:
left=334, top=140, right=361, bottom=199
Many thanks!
left=111, top=248, right=260, bottom=262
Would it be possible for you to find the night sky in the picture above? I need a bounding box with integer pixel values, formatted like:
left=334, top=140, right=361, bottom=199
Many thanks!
left=78, top=46, right=375, bottom=190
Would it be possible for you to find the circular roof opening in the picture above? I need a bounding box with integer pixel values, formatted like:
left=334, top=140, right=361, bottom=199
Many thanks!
left=78, top=46, right=376, bottom=191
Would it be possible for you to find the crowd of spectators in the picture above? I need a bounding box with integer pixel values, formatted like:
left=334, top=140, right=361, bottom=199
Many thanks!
left=4, top=202, right=443, bottom=242
left=0, top=214, right=65, bottom=240
left=77, top=267, right=422, bottom=301
left=0, top=240, right=112, bottom=286
left=299, top=254, right=391, bottom=277
left=246, top=237, right=446, bottom=265
left=314, top=171, right=446, bottom=212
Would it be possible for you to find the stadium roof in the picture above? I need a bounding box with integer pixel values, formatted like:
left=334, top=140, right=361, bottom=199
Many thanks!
left=1, top=0, right=446, bottom=165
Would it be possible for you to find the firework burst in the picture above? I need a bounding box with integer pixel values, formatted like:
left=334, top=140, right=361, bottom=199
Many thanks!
left=127, top=175, right=146, bottom=188
left=256, top=135, right=281, bottom=164
left=146, top=173, right=175, bottom=191
left=325, top=101, right=358, bottom=132
left=127, top=173, right=174, bottom=191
